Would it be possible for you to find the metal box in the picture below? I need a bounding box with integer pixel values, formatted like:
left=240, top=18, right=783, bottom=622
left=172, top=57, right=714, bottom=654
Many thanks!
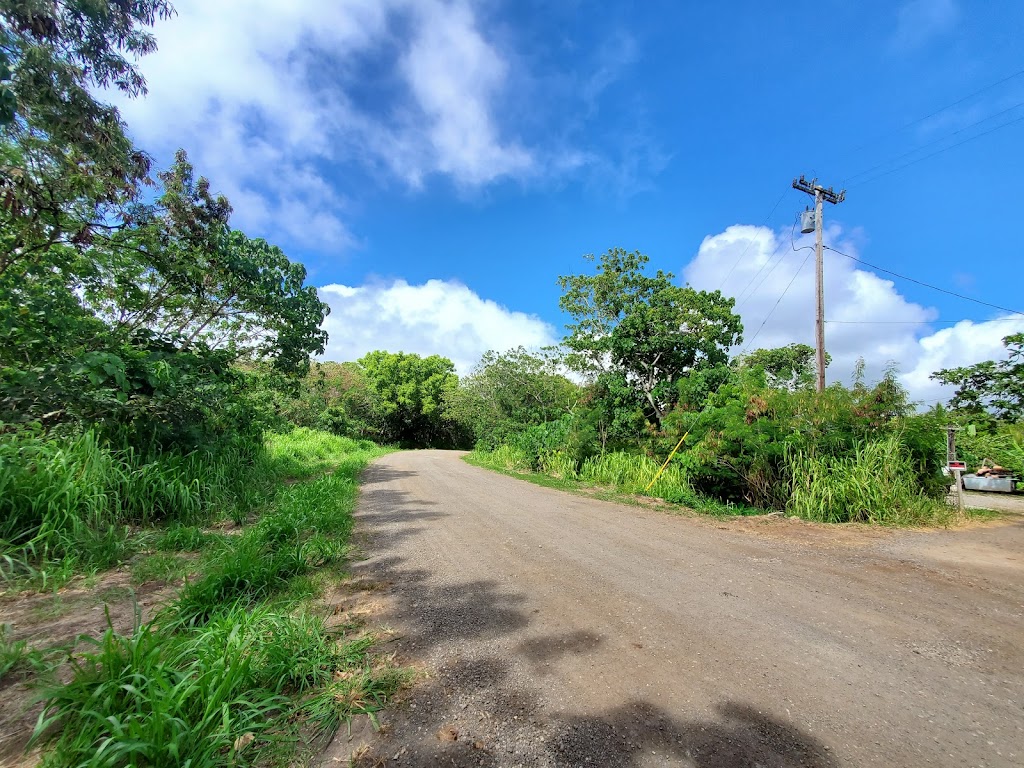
left=962, top=474, right=1017, bottom=493
left=800, top=209, right=816, bottom=234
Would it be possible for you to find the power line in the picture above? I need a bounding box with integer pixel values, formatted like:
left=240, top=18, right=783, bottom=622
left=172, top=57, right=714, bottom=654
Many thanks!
left=740, top=248, right=814, bottom=355
left=842, top=66, right=1024, bottom=157
left=823, top=245, right=1024, bottom=317
left=842, top=100, right=1024, bottom=185
left=848, top=112, right=1024, bottom=188
left=733, top=233, right=789, bottom=308
left=715, top=189, right=788, bottom=292
left=824, top=320, right=970, bottom=325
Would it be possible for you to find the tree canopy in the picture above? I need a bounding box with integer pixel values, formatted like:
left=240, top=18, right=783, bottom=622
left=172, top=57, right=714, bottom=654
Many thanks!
left=358, top=351, right=461, bottom=447
left=559, top=248, right=742, bottom=425
left=0, top=1, right=328, bottom=449
left=932, top=333, right=1024, bottom=421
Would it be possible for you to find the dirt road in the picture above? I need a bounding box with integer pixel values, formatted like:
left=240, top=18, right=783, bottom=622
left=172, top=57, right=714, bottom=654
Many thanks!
left=323, top=451, right=1024, bottom=767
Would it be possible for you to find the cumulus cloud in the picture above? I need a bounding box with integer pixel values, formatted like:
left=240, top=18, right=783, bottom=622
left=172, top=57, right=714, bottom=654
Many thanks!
left=318, top=279, right=558, bottom=374
left=683, top=224, right=1024, bottom=405
left=115, top=0, right=540, bottom=250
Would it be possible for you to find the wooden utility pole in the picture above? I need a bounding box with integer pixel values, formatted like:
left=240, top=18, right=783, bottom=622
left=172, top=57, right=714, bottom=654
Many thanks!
left=792, top=175, right=845, bottom=392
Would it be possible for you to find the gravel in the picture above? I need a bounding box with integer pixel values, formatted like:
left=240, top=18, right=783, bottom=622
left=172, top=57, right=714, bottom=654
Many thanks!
left=320, top=450, right=1024, bottom=767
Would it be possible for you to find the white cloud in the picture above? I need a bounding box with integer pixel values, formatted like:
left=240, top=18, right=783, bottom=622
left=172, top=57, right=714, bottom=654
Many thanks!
left=318, top=279, right=557, bottom=374
left=891, top=0, right=958, bottom=51
left=683, top=224, right=1024, bottom=405
left=115, top=0, right=540, bottom=250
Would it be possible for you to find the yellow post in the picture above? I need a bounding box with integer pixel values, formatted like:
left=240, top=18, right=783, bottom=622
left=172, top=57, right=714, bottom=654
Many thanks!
left=644, top=432, right=688, bottom=493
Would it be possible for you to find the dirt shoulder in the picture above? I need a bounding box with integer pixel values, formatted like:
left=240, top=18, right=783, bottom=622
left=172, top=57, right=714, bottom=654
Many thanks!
left=323, top=450, right=1024, bottom=767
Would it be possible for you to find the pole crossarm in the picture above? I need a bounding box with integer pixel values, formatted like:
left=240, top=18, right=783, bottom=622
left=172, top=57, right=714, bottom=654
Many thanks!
left=792, top=175, right=846, bottom=205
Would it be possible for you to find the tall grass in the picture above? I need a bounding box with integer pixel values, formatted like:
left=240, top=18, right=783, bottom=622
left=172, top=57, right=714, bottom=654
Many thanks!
left=470, top=446, right=754, bottom=515
left=786, top=434, right=952, bottom=525
left=0, top=429, right=275, bottom=580
left=31, top=605, right=403, bottom=768
left=29, top=429, right=401, bottom=768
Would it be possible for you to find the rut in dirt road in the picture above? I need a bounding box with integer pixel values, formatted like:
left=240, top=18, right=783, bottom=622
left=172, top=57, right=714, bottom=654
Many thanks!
left=322, top=450, right=1024, bottom=768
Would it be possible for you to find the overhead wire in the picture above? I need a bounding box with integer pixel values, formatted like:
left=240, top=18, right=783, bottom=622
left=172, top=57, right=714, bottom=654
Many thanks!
left=739, top=247, right=815, bottom=355
left=734, top=215, right=808, bottom=310
left=824, top=320, right=971, bottom=325
left=841, top=100, right=1024, bottom=185
left=841, top=66, right=1024, bottom=158
left=715, top=189, right=787, bottom=292
left=823, top=245, right=1024, bottom=317
left=847, top=111, right=1024, bottom=188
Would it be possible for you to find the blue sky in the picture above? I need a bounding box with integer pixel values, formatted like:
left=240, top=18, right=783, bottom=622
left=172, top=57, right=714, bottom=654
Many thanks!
left=116, top=0, right=1024, bottom=402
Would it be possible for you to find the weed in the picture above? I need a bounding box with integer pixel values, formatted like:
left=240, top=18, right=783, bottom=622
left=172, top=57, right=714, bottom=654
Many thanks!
left=1, top=625, right=63, bottom=681
left=154, top=524, right=216, bottom=552
left=131, top=553, right=191, bottom=585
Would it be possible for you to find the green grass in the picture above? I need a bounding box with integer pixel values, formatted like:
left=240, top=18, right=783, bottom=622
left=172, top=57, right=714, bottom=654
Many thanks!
left=0, top=429, right=276, bottom=583
left=1, top=625, right=64, bottom=682
left=785, top=434, right=957, bottom=525
left=26, top=428, right=403, bottom=768
left=131, top=552, right=192, bottom=585
left=465, top=449, right=759, bottom=517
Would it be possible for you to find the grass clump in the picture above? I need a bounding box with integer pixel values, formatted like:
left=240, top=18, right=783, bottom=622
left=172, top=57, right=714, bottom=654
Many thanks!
left=155, top=524, right=219, bottom=552
left=786, top=434, right=952, bottom=525
left=0, top=429, right=274, bottom=582
left=131, top=552, right=191, bottom=585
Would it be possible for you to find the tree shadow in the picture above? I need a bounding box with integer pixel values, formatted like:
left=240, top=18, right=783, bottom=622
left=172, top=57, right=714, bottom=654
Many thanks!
left=361, top=556, right=531, bottom=653
left=518, top=630, right=604, bottom=665
left=353, top=678, right=840, bottom=768
left=546, top=699, right=840, bottom=768
left=358, top=465, right=420, bottom=486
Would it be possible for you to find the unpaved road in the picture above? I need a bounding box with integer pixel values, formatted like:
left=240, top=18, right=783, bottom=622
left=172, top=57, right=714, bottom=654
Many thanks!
left=323, top=451, right=1024, bottom=767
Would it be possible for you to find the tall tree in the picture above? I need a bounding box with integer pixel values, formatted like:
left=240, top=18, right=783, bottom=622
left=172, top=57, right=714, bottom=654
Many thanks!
left=0, top=0, right=173, bottom=278
left=445, top=347, right=580, bottom=446
left=932, top=333, right=1024, bottom=421
left=358, top=351, right=460, bottom=447
left=559, top=248, right=742, bottom=426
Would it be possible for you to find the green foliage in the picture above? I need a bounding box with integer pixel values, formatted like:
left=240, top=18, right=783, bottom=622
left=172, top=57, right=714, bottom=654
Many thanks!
left=358, top=350, right=462, bottom=447
left=736, top=343, right=827, bottom=391
left=472, top=358, right=953, bottom=525
left=155, top=524, right=219, bottom=553
left=445, top=347, right=581, bottom=449
left=131, top=552, right=190, bottom=585
left=932, top=333, right=1024, bottom=421
left=955, top=422, right=1024, bottom=477
left=30, top=429, right=403, bottom=768
left=0, top=2, right=328, bottom=454
left=786, top=434, right=952, bottom=525
left=559, top=248, right=742, bottom=425
left=0, top=428, right=274, bottom=579
left=268, top=361, right=381, bottom=438
left=174, top=431, right=386, bottom=625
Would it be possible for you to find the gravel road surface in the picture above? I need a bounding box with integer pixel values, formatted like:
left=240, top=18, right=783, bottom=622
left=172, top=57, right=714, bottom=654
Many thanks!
left=322, top=451, right=1024, bottom=767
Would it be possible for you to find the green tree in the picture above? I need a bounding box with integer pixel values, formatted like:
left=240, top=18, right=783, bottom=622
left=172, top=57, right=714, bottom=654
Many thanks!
left=736, top=343, right=827, bottom=391
left=932, top=333, right=1024, bottom=421
left=445, top=347, right=580, bottom=448
left=358, top=351, right=461, bottom=447
left=0, top=0, right=173, bottom=280
left=559, top=248, right=742, bottom=426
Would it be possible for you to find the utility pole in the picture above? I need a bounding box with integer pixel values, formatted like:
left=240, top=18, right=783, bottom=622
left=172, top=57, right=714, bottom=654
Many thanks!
left=792, top=175, right=845, bottom=392
left=945, top=425, right=965, bottom=513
